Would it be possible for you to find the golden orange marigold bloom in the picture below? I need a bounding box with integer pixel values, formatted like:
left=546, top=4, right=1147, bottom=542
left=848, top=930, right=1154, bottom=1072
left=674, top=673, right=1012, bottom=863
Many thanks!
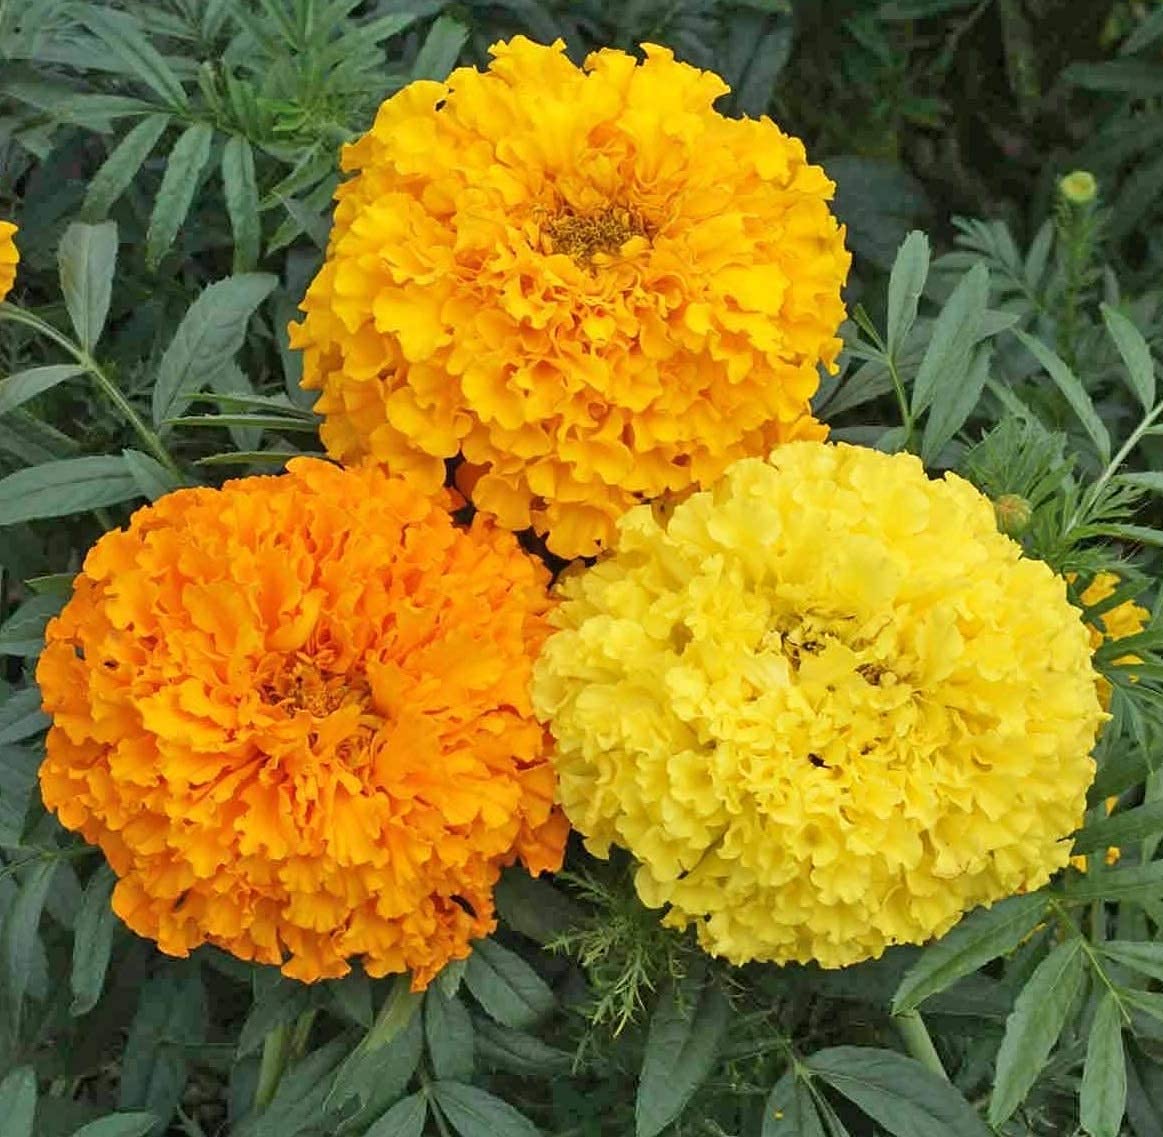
left=0, top=221, right=18, bottom=303
left=38, top=458, right=567, bottom=986
left=534, top=443, right=1104, bottom=969
left=290, top=37, right=849, bottom=559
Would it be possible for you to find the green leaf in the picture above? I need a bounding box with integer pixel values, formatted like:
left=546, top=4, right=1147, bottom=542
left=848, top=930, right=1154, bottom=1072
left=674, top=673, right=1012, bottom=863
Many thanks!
left=1, top=860, right=58, bottom=1035
left=119, top=964, right=206, bottom=1129
left=464, top=938, right=555, bottom=1030
left=58, top=221, right=118, bottom=351
left=327, top=970, right=372, bottom=1028
left=77, top=7, right=188, bottom=107
left=636, top=968, right=730, bottom=1137
left=221, top=136, right=261, bottom=274
left=163, top=414, right=318, bottom=433
left=238, top=1037, right=349, bottom=1137
left=121, top=449, right=181, bottom=502
left=1063, top=861, right=1163, bottom=901
left=1063, top=60, right=1163, bottom=96
left=911, top=263, right=989, bottom=418
left=762, top=1071, right=826, bottom=1137
left=1098, top=941, right=1163, bottom=984
left=1102, top=305, right=1156, bottom=411
left=425, top=988, right=474, bottom=1082
left=1081, top=991, right=1127, bottom=1137
left=886, top=230, right=930, bottom=359
left=0, top=591, right=66, bottom=657
left=0, top=365, right=84, bottom=418
left=494, top=869, right=584, bottom=946
left=237, top=975, right=312, bottom=1057
left=989, top=939, right=1087, bottom=1126
left=82, top=114, right=171, bottom=221
left=0, top=687, right=48, bottom=746
left=1013, top=329, right=1111, bottom=462
left=68, top=1114, right=159, bottom=1137
left=0, top=745, right=40, bottom=846
left=327, top=990, right=422, bottom=1113
left=364, top=1094, right=426, bottom=1137
left=473, top=1020, right=572, bottom=1076
left=0, top=1067, right=36, bottom=1137
left=806, top=1047, right=991, bottom=1137
left=70, top=865, right=118, bottom=1016
left=1073, top=800, right=1163, bottom=854
left=151, top=273, right=277, bottom=425
left=893, top=893, right=1049, bottom=1013
left=411, top=16, right=468, bottom=81
left=0, top=456, right=141, bottom=527
left=146, top=123, right=214, bottom=269
left=432, top=1082, right=539, bottom=1137
left=921, top=343, right=990, bottom=463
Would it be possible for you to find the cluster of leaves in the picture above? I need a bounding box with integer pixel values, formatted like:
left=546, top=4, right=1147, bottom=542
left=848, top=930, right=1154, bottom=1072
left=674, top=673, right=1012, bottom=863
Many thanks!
left=3, top=2, right=1163, bottom=1137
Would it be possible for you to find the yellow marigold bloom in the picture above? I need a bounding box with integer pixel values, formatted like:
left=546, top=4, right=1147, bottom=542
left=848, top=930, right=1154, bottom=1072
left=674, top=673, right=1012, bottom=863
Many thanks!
left=38, top=458, right=567, bottom=986
left=0, top=221, right=18, bottom=303
left=290, top=38, right=849, bottom=559
left=1075, top=570, right=1149, bottom=710
left=533, top=442, right=1104, bottom=969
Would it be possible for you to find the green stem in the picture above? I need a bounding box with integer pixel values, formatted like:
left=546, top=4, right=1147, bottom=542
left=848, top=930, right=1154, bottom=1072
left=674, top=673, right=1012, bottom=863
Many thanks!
left=253, top=1021, right=293, bottom=1112
left=0, top=304, right=183, bottom=479
left=893, top=1009, right=949, bottom=1081
left=288, top=1008, right=316, bottom=1061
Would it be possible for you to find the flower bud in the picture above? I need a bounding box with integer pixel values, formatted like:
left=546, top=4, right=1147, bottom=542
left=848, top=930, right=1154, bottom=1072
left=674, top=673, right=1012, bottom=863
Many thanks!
left=994, top=493, right=1033, bottom=536
left=1059, top=170, right=1098, bottom=207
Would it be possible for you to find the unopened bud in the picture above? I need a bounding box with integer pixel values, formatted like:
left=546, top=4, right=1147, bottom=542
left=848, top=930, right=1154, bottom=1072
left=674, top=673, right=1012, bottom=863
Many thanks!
left=1059, top=170, right=1098, bottom=207
left=994, top=493, right=1033, bottom=536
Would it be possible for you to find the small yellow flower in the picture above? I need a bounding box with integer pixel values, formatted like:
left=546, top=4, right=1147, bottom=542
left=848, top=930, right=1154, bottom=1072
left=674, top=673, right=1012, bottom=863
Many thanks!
left=534, top=442, right=1104, bottom=969
left=0, top=221, right=18, bottom=303
left=1074, top=570, right=1149, bottom=710
left=292, top=38, right=849, bottom=558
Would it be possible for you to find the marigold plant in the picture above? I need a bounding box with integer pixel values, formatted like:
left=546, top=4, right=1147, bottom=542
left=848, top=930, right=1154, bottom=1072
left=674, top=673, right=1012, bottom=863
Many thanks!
left=37, top=458, right=567, bottom=986
left=291, top=37, right=849, bottom=558
left=533, top=442, right=1105, bottom=969
left=0, top=221, right=18, bottom=302
left=1077, top=570, right=1149, bottom=709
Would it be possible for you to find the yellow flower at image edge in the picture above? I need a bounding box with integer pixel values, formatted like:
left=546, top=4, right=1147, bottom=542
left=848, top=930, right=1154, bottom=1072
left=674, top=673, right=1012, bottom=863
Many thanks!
left=291, top=37, right=849, bottom=558
left=533, top=442, right=1105, bottom=969
left=37, top=459, right=568, bottom=986
left=1076, top=570, right=1149, bottom=710
left=0, top=221, right=18, bottom=302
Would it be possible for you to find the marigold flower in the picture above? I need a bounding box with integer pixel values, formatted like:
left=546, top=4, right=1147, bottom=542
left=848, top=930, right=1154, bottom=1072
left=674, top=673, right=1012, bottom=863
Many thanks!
left=291, top=38, right=849, bottom=559
left=533, top=442, right=1104, bottom=969
left=38, top=458, right=566, bottom=986
left=0, top=221, right=18, bottom=303
left=1076, top=570, right=1149, bottom=710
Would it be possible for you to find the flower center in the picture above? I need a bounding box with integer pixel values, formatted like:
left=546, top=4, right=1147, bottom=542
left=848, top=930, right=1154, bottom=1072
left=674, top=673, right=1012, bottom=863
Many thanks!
left=545, top=207, right=645, bottom=266
left=260, top=659, right=368, bottom=718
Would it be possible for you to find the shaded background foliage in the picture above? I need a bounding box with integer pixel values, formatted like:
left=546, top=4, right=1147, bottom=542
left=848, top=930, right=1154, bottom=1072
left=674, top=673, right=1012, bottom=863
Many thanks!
left=3, top=2, right=1163, bottom=1136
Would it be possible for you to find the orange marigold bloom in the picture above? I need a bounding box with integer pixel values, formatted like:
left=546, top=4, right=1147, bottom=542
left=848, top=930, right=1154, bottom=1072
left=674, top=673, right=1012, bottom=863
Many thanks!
left=290, top=37, right=849, bottom=558
left=0, top=221, right=18, bottom=303
left=37, top=458, right=567, bottom=986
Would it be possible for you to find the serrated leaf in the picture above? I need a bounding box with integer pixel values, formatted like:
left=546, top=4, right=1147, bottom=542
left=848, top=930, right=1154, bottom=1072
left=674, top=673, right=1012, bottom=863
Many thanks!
left=411, top=16, right=468, bottom=81
left=0, top=1067, right=36, bottom=1137
left=151, top=273, right=276, bottom=425
left=222, top=136, right=260, bottom=274
left=806, top=1047, right=990, bottom=1137
left=69, top=1113, right=158, bottom=1137
left=0, top=687, right=48, bottom=746
left=425, top=988, right=474, bottom=1082
left=893, top=893, right=1049, bottom=1013
left=0, top=365, right=84, bottom=418
left=70, top=865, right=118, bottom=1016
left=1102, top=304, right=1156, bottom=411
left=238, top=1037, right=349, bottom=1137
left=1099, top=941, right=1163, bottom=984
left=636, top=968, right=730, bottom=1137
left=0, top=456, right=140, bottom=526
left=77, top=7, right=188, bottom=108
left=762, top=1071, right=825, bottom=1137
left=493, top=870, right=584, bottom=946
left=1074, top=800, right=1163, bottom=854
left=0, top=591, right=66, bottom=657
left=83, top=114, right=170, bottom=221
left=1116, top=472, right=1163, bottom=495
left=327, top=969, right=372, bottom=1028
left=0, top=744, right=40, bottom=845
left=911, top=263, right=989, bottom=417
left=473, top=1020, right=571, bottom=1076
left=432, top=1082, right=539, bottom=1137
left=237, top=976, right=312, bottom=1058
left=989, top=939, right=1087, bottom=1126
left=921, top=343, right=990, bottom=463
left=146, top=123, right=213, bottom=269
left=121, top=449, right=181, bottom=502
left=1063, top=860, right=1163, bottom=901
left=327, top=986, right=422, bottom=1113
left=464, top=939, right=554, bottom=1030
left=1013, top=328, right=1111, bottom=462
left=886, top=230, right=930, bottom=358
left=364, top=1093, right=426, bottom=1137
left=1, top=860, right=58, bottom=1036
left=58, top=221, right=117, bottom=350
left=1081, top=991, right=1127, bottom=1137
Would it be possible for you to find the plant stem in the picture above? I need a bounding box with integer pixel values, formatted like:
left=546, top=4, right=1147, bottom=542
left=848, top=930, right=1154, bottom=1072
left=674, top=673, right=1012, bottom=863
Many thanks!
left=0, top=303, right=184, bottom=479
left=253, top=1021, right=293, bottom=1112
left=894, top=1009, right=949, bottom=1081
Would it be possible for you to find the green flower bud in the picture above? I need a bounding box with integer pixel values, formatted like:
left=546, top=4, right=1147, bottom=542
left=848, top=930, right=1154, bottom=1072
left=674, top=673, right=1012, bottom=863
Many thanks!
left=1059, top=170, right=1098, bottom=207
left=994, top=493, right=1033, bottom=536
